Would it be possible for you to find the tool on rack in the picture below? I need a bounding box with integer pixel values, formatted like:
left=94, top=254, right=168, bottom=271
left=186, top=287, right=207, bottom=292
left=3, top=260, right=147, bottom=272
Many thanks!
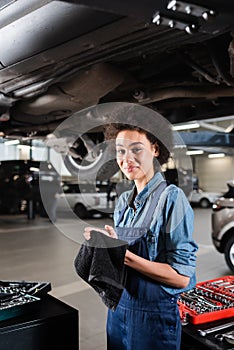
left=197, top=321, right=234, bottom=336
left=0, top=280, right=51, bottom=321
left=178, top=276, right=234, bottom=324
left=215, top=330, right=234, bottom=344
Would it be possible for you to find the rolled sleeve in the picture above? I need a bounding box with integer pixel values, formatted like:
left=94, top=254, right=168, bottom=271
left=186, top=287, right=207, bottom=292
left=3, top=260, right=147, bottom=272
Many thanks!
left=162, top=186, right=198, bottom=277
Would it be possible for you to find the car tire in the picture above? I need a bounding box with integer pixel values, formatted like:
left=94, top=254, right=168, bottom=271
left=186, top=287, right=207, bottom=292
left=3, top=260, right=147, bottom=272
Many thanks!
left=224, top=235, right=234, bottom=273
left=199, top=198, right=210, bottom=208
left=74, top=203, right=88, bottom=219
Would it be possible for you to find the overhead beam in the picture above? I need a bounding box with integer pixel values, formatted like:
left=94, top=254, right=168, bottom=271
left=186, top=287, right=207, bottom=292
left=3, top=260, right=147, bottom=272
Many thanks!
left=178, top=131, right=234, bottom=147
left=62, top=0, right=163, bottom=19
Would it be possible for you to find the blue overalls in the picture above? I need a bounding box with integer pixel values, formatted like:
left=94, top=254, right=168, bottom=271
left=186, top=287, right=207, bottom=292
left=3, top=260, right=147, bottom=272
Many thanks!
left=106, top=182, right=182, bottom=350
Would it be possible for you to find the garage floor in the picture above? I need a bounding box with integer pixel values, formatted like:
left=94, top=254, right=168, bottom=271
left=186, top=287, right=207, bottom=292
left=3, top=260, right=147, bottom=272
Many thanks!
left=0, top=209, right=230, bottom=350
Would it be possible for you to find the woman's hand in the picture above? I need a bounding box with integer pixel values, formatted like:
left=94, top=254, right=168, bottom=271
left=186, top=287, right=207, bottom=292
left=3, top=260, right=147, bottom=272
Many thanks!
left=83, top=225, right=117, bottom=240
left=104, top=225, right=118, bottom=238
left=124, top=249, right=135, bottom=265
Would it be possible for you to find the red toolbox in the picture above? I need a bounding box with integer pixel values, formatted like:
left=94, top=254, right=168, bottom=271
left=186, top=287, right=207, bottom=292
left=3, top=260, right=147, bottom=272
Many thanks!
left=178, top=276, right=234, bottom=325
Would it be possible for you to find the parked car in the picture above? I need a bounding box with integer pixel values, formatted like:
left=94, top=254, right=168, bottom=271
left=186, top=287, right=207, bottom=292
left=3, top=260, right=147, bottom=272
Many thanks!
left=57, top=182, right=117, bottom=218
left=188, top=188, right=222, bottom=208
left=0, top=160, right=60, bottom=216
left=211, top=180, right=234, bottom=272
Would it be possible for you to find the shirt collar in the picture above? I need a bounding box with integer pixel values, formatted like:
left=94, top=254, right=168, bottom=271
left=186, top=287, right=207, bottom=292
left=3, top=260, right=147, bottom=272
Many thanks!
left=127, top=172, right=166, bottom=207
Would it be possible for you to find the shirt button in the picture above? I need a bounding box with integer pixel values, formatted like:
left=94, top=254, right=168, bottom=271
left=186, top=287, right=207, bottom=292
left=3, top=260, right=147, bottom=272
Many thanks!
left=169, top=325, right=175, bottom=332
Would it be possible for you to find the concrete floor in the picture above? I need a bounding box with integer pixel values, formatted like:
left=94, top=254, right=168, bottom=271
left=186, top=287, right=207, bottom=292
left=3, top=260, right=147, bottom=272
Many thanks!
left=0, top=208, right=231, bottom=350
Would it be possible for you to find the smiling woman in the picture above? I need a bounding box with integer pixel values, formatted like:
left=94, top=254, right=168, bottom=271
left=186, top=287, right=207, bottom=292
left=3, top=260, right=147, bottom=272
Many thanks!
left=105, top=106, right=172, bottom=166
left=115, top=130, right=161, bottom=192
left=80, top=104, right=198, bottom=350
left=115, top=131, right=157, bottom=189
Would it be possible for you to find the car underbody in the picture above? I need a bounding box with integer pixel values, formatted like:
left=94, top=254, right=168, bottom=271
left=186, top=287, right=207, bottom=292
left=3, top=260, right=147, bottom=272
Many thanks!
left=1, top=0, right=234, bottom=178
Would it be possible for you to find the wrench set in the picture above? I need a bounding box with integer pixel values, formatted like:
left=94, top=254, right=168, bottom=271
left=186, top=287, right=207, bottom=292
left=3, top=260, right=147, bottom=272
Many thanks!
left=178, top=276, right=234, bottom=325
left=0, top=280, right=51, bottom=321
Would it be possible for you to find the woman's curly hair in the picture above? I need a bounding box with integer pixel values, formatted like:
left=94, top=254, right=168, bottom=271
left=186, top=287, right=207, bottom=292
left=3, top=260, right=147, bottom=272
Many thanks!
left=104, top=104, right=173, bottom=166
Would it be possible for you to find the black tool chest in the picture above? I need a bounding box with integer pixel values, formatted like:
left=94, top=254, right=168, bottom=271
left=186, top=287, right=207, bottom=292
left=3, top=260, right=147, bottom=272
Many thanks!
left=0, top=280, right=79, bottom=350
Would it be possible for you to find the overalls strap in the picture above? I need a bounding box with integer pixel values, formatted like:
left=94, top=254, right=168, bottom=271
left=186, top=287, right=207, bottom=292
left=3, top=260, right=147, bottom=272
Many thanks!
left=143, top=180, right=167, bottom=229
left=116, top=180, right=167, bottom=228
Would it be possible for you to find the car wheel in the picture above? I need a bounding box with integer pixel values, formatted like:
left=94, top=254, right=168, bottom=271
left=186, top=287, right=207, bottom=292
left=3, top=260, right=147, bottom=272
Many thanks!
left=74, top=203, right=88, bottom=219
left=63, top=134, right=119, bottom=181
left=64, top=154, right=118, bottom=181
left=224, top=236, right=234, bottom=273
left=199, top=198, right=210, bottom=208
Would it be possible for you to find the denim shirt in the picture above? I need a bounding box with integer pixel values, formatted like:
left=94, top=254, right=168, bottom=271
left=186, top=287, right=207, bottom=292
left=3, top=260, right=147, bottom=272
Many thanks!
left=114, top=172, right=198, bottom=295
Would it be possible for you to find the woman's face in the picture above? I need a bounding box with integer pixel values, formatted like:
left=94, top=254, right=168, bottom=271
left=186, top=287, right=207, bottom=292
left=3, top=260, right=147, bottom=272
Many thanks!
left=116, top=130, right=159, bottom=183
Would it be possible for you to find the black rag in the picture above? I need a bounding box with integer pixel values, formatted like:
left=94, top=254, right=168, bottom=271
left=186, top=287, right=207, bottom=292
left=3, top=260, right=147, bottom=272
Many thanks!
left=74, top=231, right=128, bottom=310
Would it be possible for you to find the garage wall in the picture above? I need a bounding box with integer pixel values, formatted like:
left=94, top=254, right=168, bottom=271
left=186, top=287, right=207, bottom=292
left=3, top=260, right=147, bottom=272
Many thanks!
left=1, top=143, right=233, bottom=191
left=194, top=155, right=234, bottom=193
left=0, top=143, right=19, bottom=160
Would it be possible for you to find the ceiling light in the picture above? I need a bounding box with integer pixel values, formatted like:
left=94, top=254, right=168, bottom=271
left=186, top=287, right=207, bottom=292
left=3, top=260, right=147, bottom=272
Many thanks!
left=208, top=153, right=225, bottom=159
left=186, top=150, right=204, bottom=155
left=4, top=139, right=20, bottom=145
left=225, top=124, right=234, bottom=133
left=172, top=122, right=200, bottom=131
left=29, top=167, right=40, bottom=172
